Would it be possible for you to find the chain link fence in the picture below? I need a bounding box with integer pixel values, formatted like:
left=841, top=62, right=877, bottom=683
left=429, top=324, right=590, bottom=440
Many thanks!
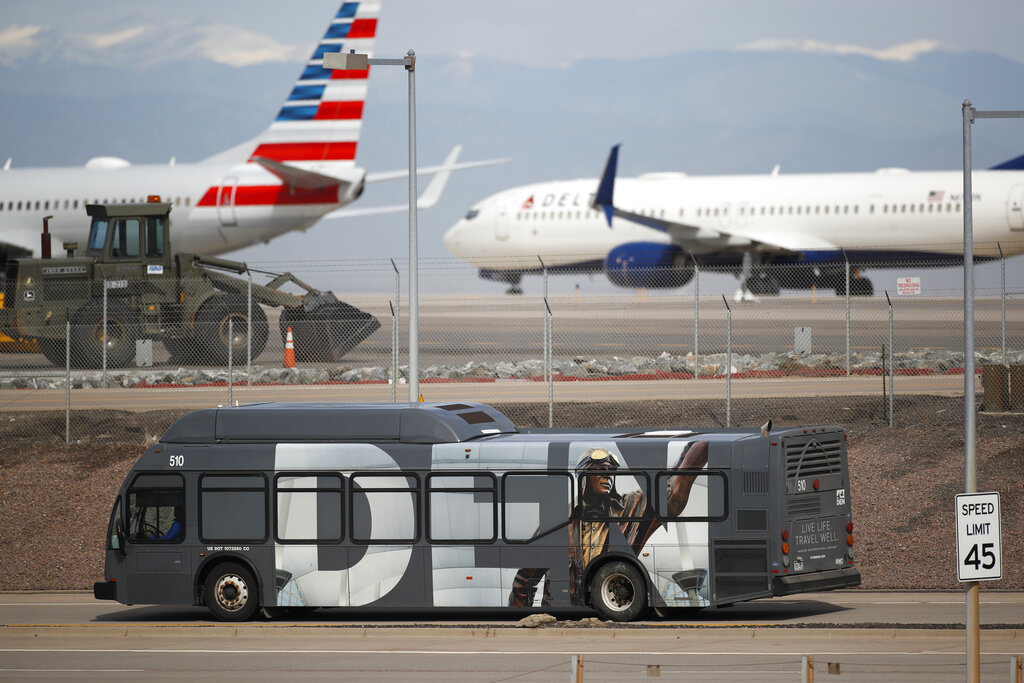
left=2, top=256, right=1023, bottom=442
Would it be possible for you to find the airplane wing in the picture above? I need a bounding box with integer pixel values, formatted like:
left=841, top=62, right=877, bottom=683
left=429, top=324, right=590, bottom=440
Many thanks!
left=0, top=224, right=65, bottom=260
left=591, top=145, right=821, bottom=254
left=324, top=148, right=455, bottom=219
left=364, top=145, right=510, bottom=183
left=325, top=145, right=502, bottom=219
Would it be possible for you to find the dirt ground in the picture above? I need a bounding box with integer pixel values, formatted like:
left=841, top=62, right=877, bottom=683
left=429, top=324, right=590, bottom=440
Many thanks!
left=0, top=396, right=1020, bottom=592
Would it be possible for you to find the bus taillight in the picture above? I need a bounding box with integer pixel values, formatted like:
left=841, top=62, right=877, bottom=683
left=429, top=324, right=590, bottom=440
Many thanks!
left=846, top=521, right=855, bottom=560
left=781, top=529, right=790, bottom=567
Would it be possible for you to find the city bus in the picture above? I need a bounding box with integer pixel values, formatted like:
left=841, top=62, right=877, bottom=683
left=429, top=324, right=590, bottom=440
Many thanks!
left=94, top=402, right=859, bottom=621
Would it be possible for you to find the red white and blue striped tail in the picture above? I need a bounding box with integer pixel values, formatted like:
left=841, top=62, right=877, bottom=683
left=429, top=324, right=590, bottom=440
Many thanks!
left=249, top=1, right=379, bottom=175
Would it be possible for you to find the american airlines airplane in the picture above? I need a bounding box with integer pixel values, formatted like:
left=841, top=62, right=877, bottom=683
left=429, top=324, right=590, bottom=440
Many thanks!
left=444, top=145, right=1024, bottom=295
left=0, top=1, right=500, bottom=269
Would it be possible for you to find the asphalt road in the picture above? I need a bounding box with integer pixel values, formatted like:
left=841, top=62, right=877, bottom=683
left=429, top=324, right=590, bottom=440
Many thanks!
left=1, top=592, right=1021, bottom=682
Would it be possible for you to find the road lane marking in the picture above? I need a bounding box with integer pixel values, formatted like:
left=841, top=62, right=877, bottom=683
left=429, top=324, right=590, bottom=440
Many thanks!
left=2, top=649, right=1020, bottom=656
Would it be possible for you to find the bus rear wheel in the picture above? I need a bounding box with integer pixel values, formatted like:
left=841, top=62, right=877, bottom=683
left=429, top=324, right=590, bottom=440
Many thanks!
left=204, top=562, right=259, bottom=622
left=589, top=561, right=647, bottom=622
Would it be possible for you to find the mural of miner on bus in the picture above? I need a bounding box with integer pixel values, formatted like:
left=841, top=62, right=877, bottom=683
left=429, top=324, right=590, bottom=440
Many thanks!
left=508, top=440, right=711, bottom=609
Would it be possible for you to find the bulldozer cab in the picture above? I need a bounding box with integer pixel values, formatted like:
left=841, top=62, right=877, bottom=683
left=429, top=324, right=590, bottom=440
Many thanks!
left=86, top=202, right=172, bottom=268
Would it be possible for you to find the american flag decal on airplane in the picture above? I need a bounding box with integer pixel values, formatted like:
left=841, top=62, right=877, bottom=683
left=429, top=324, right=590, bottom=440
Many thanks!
left=928, top=190, right=945, bottom=201
left=250, top=1, right=380, bottom=170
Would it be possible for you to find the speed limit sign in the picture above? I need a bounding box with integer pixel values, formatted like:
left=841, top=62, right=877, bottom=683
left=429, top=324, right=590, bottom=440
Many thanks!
left=955, top=492, right=1002, bottom=582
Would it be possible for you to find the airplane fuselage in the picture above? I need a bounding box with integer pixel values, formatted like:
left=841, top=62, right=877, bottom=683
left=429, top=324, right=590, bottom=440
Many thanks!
left=0, top=161, right=345, bottom=259
left=445, top=169, right=1024, bottom=271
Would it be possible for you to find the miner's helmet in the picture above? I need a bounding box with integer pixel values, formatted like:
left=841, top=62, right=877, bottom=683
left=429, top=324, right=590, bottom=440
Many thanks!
left=575, top=447, right=621, bottom=472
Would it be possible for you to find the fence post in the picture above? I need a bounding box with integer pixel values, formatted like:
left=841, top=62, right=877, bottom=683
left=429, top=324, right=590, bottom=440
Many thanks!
left=102, top=277, right=108, bottom=387
left=546, top=297, right=553, bottom=428
left=886, top=291, right=894, bottom=427
left=391, top=258, right=401, bottom=398
left=999, top=242, right=1006, bottom=367
left=1011, top=655, right=1022, bottom=683
left=570, top=654, right=583, bottom=682
left=844, top=252, right=851, bottom=377
left=390, top=301, right=398, bottom=402
left=65, top=317, right=71, bottom=445
left=246, top=267, right=253, bottom=387
left=227, top=317, right=233, bottom=407
left=722, top=295, right=731, bottom=428
left=692, top=254, right=699, bottom=380
left=801, top=655, right=815, bottom=683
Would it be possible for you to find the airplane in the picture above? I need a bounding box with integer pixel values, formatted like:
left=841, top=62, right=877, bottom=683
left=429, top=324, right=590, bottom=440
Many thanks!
left=443, top=145, right=1024, bottom=296
left=0, top=1, right=504, bottom=270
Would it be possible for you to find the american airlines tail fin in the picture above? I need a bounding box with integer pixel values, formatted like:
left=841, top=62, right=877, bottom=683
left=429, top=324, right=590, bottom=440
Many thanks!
left=248, top=2, right=379, bottom=176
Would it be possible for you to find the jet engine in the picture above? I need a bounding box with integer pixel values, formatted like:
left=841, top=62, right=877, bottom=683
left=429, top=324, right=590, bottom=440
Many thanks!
left=604, top=242, right=694, bottom=289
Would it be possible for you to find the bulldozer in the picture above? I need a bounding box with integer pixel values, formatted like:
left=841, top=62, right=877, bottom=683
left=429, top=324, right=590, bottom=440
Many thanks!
left=0, top=198, right=379, bottom=369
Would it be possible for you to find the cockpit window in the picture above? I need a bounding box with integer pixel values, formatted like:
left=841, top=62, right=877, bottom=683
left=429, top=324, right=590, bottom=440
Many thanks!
left=88, top=219, right=109, bottom=250
left=464, top=208, right=480, bottom=220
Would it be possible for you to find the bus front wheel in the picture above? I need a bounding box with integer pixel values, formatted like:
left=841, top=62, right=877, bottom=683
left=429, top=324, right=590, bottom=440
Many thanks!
left=589, top=561, right=647, bottom=622
left=204, top=562, right=259, bottom=622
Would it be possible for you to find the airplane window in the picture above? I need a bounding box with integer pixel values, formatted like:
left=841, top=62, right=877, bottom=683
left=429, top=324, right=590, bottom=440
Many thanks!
left=714, top=208, right=719, bottom=217
left=73, top=200, right=79, bottom=209
left=854, top=205, right=859, bottom=214
left=696, top=208, right=701, bottom=217
left=870, top=205, right=875, bottom=214
left=843, top=206, right=848, bottom=214
left=185, top=197, right=191, bottom=207
left=955, top=203, right=960, bottom=212
left=660, top=209, right=665, bottom=218
left=16, top=201, right=21, bottom=210
left=679, top=209, right=685, bottom=218
left=44, top=201, right=49, bottom=210
left=918, top=204, right=924, bottom=213
left=0, top=202, right=3, bottom=212
left=761, top=207, right=766, bottom=215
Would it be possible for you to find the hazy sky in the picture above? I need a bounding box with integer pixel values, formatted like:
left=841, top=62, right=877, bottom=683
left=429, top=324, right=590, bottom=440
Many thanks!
left=3, top=0, right=1023, bottom=69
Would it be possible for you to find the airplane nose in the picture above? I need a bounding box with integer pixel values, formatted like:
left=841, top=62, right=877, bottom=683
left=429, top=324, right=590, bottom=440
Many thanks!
left=443, top=221, right=462, bottom=254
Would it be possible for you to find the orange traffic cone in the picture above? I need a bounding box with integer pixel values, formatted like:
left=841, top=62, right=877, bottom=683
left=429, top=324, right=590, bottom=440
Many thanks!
left=284, top=326, right=296, bottom=368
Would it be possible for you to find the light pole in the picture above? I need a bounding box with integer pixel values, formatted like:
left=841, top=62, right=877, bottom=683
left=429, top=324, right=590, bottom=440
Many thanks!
left=325, top=48, right=420, bottom=403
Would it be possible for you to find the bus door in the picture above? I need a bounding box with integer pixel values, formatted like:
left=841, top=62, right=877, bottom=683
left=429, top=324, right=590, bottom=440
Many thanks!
left=217, top=176, right=238, bottom=227
left=494, top=201, right=510, bottom=242
left=123, top=473, right=192, bottom=605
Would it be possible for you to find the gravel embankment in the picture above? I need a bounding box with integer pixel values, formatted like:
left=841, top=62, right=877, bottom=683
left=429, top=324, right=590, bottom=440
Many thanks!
left=0, top=397, right=1020, bottom=592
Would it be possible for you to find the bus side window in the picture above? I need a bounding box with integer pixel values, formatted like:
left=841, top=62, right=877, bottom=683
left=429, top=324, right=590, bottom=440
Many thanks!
left=655, top=471, right=728, bottom=522
left=127, top=473, right=185, bottom=543
left=200, top=474, right=268, bottom=542
left=276, top=474, right=344, bottom=543
left=426, top=473, right=497, bottom=543
left=502, top=472, right=573, bottom=542
left=351, top=473, right=419, bottom=544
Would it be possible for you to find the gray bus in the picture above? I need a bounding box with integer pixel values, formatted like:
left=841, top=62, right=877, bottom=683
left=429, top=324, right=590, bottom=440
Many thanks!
left=94, top=402, right=859, bottom=621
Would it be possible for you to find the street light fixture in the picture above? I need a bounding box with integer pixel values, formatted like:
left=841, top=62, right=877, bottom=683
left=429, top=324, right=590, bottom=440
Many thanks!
left=324, top=48, right=420, bottom=403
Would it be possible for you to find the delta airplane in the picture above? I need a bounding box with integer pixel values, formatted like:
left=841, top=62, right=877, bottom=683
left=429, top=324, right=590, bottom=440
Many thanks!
left=444, top=145, right=1024, bottom=296
left=0, top=1, right=502, bottom=268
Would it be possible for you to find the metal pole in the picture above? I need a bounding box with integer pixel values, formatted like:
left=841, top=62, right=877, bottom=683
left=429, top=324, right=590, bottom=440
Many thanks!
left=391, top=258, right=400, bottom=401
left=541, top=257, right=552, bottom=426
left=102, top=279, right=108, bottom=387
left=65, top=318, right=70, bottom=445
left=692, top=254, right=699, bottom=380
left=723, top=295, right=731, bottom=427
left=227, top=318, right=233, bottom=407
left=407, top=49, right=419, bottom=403
left=390, top=301, right=397, bottom=402
left=246, top=267, right=252, bottom=387
left=546, top=298, right=553, bottom=428
left=886, top=290, right=894, bottom=427
left=998, top=243, right=1006, bottom=367
left=801, top=655, right=815, bottom=683
left=844, top=252, right=851, bottom=376
left=962, top=98, right=980, bottom=683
